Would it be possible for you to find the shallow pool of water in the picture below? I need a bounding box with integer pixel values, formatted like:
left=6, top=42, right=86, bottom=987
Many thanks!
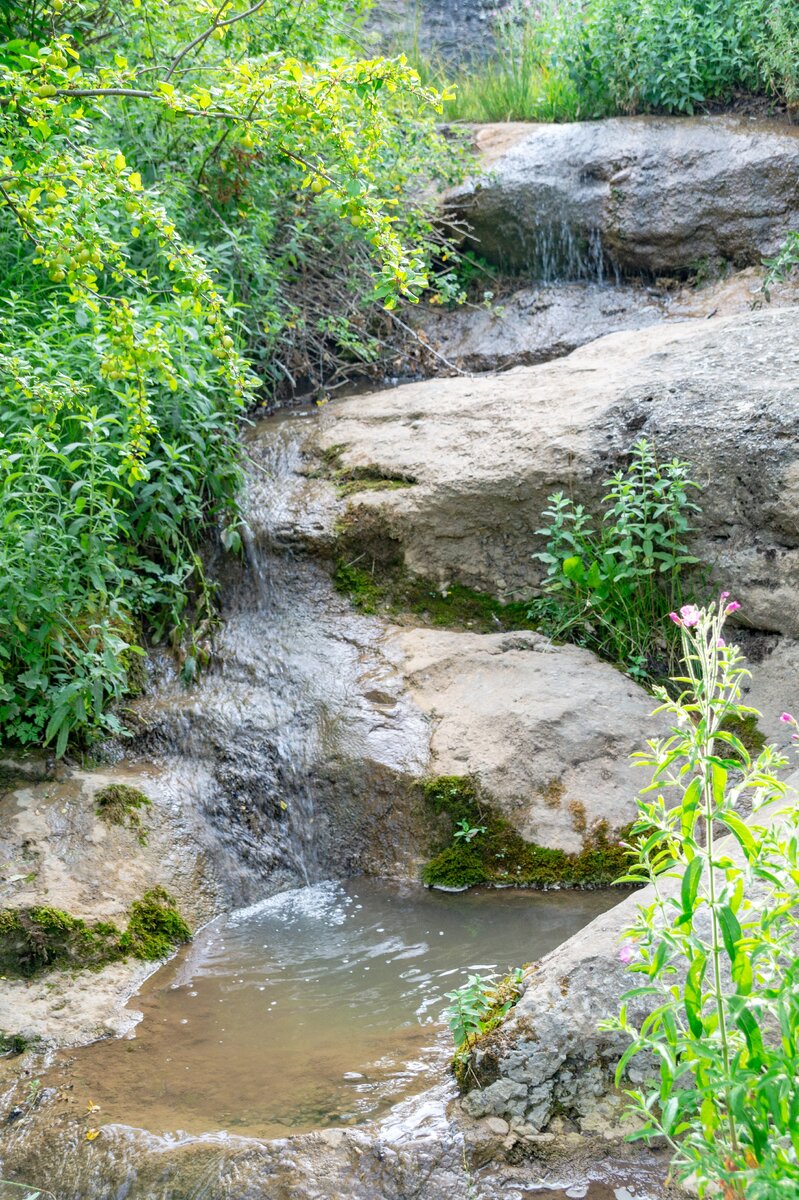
left=47, top=880, right=622, bottom=1140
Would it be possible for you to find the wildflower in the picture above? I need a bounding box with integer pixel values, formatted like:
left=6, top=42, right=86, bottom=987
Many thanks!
left=668, top=611, right=682, bottom=626
left=717, top=638, right=726, bottom=649
left=720, top=591, right=730, bottom=601
left=618, top=944, right=635, bottom=966
left=780, top=712, right=795, bottom=724
left=679, top=604, right=701, bottom=627
left=725, top=600, right=741, bottom=615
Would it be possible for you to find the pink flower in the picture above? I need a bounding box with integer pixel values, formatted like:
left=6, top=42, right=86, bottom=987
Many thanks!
left=679, top=604, right=701, bottom=627
left=780, top=712, right=795, bottom=724
left=725, top=600, right=741, bottom=615
left=716, top=638, right=726, bottom=649
left=618, top=944, right=636, bottom=966
left=720, top=591, right=730, bottom=601
left=668, top=611, right=682, bottom=626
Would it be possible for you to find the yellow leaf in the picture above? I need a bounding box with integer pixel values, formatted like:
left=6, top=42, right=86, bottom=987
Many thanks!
left=113, top=152, right=126, bottom=173
left=128, top=171, right=142, bottom=191
left=85, top=1128, right=100, bottom=1141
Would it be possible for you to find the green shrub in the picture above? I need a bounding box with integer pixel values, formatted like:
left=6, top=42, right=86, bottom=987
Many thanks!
left=0, top=3, right=463, bottom=753
left=529, top=438, right=701, bottom=681
left=430, top=0, right=799, bottom=121
left=604, top=597, right=799, bottom=1197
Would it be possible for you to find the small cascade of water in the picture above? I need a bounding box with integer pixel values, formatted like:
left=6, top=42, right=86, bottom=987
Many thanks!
left=515, top=217, right=620, bottom=285
left=126, top=412, right=429, bottom=903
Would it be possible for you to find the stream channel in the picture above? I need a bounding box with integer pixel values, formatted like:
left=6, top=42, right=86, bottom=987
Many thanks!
left=0, top=418, right=669, bottom=1198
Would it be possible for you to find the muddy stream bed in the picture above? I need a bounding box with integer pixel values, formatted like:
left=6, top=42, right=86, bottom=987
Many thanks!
left=42, top=881, right=618, bottom=1140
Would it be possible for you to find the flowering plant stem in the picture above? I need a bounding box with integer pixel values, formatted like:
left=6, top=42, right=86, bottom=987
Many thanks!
left=604, top=596, right=799, bottom=1198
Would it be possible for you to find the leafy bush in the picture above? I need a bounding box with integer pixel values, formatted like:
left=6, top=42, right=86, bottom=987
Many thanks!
left=432, top=0, right=799, bottom=120
left=604, top=597, right=799, bottom=1198
left=0, top=2, right=461, bottom=752
left=530, top=438, right=700, bottom=680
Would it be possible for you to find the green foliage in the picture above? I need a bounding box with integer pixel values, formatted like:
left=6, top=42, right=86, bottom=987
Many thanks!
left=529, top=438, right=700, bottom=681
left=95, top=782, right=152, bottom=844
left=0, top=1031, right=37, bottom=1056
left=429, top=0, right=799, bottom=121
left=444, top=968, right=524, bottom=1048
left=422, top=775, right=632, bottom=889
left=603, top=597, right=799, bottom=1197
left=0, top=2, right=462, bottom=753
left=0, top=887, right=189, bottom=977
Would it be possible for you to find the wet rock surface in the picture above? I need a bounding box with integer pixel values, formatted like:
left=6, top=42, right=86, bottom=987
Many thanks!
left=411, top=268, right=799, bottom=374
left=449, top=118, right=799, bottom=278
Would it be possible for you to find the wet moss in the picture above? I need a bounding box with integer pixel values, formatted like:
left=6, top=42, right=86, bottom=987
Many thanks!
left=421, top=776, right=633, bottom=890
left=0, top=1031, right=39, bottom=1056
left=0, top=888, right=190, bottom=978
left=308, top=446, right=416, bottom=499
left=95, top=783, right=152, bottom=845
left=119, top=887, right=191, bottom=961
left=334, top=561, right=538, bottom=633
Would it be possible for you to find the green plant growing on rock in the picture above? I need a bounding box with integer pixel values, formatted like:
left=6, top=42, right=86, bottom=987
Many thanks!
left=530, top=438, right=700, bottom=681
left=444, top=968, right=525, bottom=1083
left=422, top=775, right=631, bottom=889
left=603, top=596, right=799, bottom=1198
left=95, top=783, right=152, bottom=845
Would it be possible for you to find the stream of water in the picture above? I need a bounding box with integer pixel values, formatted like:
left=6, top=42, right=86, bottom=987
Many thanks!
left=43, top=880, right=619, bottom=1141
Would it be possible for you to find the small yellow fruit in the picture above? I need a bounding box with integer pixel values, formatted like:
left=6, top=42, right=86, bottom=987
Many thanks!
left=36, top=84, right=57, bottom=98
left=49, top=268, right=66, bottom=282
left=311, top=178, right=324, bottom=194
left=221, top=335, right=234, bottom=349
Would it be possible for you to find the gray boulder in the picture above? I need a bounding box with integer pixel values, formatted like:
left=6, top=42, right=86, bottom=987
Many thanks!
left=448, top=117, right=799, bottom=278
left=312, top=308, right=799, bottom=638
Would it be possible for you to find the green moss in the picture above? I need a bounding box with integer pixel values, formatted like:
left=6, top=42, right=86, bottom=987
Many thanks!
left=308, top=445, right=416, bottom=499
left=334, top=561, right=539, bottom=633
left=0, top=887, right=190, bottom=979
left=720, top=713, right=767, bottom=758
left=95, top=783, right=152, bottom=844
left=119, top=886, right=191, bottom=961
left=0, top=1031, right=39, bottom=1056
left=421, top=776, right=633, bottom=890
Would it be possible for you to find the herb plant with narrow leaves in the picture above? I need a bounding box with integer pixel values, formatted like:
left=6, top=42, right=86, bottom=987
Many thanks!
left=530, top=438, right=700, bottom=680
left=604, top=597, right=799, bottom=1198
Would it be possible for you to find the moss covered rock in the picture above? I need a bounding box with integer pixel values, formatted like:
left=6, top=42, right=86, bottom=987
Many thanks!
left=0, top=888, right=190, bottom=978
left=421, top=776, right=632, bottom=890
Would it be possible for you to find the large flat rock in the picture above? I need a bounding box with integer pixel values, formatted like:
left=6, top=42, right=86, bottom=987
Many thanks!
left=448, top=117, right=799, bottom=278
left=390, top=627, right=659, bottom=852
left=313, top=308, right=799, bottom=638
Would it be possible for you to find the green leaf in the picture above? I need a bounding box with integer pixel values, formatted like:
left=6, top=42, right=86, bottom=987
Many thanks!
left=680, top=855, right=703, bottom=921
left=562, top=555, right=585, bottom=584
left=683, top=953, right=706, bottom=1037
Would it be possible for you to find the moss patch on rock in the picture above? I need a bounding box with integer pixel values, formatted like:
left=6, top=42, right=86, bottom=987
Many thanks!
left=720, top=713, right=767, bottom=758
left=334, top=560, right=538, bottom=633
left=95, top=783, right=152, bottom=844
left=421, top=776, right=632, bottom=889
left=0, top=887, right=190, bottom=978
left=308, top=446, right=416, bottom=499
